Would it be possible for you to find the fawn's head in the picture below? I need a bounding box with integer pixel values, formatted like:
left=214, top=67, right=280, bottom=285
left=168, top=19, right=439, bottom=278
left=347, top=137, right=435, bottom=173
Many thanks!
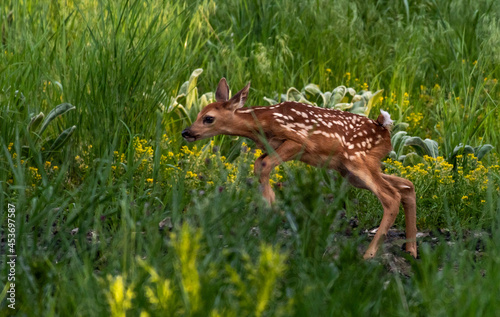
left=182, top=78, right=250, bottom=142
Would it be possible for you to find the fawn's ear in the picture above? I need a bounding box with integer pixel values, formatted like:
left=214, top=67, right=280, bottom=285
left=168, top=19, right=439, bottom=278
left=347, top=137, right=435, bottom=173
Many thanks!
left=225, top=82, right=250, bottom=110
left=215, top=78, right=230, bottom=102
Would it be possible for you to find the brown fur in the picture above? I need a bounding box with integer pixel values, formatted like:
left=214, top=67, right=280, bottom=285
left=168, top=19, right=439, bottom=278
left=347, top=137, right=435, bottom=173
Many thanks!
left=182, top=78, right=417, bottom=259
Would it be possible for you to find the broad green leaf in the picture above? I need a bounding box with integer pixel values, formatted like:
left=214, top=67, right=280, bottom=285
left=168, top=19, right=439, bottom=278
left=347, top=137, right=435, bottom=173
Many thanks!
left=53, top=81, right=64, bottom=92
left=39, top=103, right=76, bottom=135
left=403, top=152, right=425, bottom=166
left=199, top=94, right=209, bottom=108
left=352, top=95, right=363, bottom=103
left=475, top=144, right=494, bottom=160
left=263, top=97, right=277, bottom=105
left=179, top=81, right=189, bottom=95
left=181, top=68, right=203, bottom=110
left=350, top=90, right=382, bottom=116
left=391, top=131, right=408, bottom=155
left=186, top=87, right=199, bottom=111
left=388, top=151, right=397, bottom=160
left=333, top=102, right=353, bottom=110
left=28, top=112, right=44, bottom=132
left=303, top=83, right=322, bottom=96
left=323, top=92, right=332, bottom=107
left=297, top=96, right=316, bottom=105
left=364, top=89, right=384, bottom=117
left=392, top=132, right=409, bottom=157
left=286, top=87, right=303, bottom=102
left=176, top=105, right=191, bottom=125
left=350, top=105, right=367, bottom=115
left=453, top=144, right=474, bottom=157
left=405, top=137, right=438, bottom=158
left=331, top=86, right=347, bottom=106
left=167, top=94, right=185, bottom=112
left=392, top=122, right=409, bottom=133
left=351, top=101, right=367, bottom=115
left=424, top=139, right=439, bottom=158
left=49, top=125, right=76, bottom=152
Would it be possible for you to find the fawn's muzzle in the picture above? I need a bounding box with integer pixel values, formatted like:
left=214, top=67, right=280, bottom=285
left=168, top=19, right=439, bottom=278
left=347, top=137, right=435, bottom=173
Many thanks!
left=182, top=128, right=196, bottom=142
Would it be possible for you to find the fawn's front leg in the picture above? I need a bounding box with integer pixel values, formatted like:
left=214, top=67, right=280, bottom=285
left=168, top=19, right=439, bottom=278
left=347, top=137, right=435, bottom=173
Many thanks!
left=254, top=140, right=302, bottom=204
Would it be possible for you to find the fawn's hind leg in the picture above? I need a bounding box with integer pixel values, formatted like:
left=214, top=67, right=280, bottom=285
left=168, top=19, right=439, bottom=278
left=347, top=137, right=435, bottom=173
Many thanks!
left=382, top=174, right=418, bottom=258
left=344, top=161, right=402, bottom=259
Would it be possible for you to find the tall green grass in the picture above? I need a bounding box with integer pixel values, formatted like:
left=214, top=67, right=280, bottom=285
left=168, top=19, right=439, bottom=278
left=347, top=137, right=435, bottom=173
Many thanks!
left=1, top=0, right=500, bottom=315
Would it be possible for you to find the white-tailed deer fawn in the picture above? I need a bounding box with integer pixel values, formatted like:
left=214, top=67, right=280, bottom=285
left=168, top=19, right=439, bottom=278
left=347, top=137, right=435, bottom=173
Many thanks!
left=182, top=78, right=417, bottom=259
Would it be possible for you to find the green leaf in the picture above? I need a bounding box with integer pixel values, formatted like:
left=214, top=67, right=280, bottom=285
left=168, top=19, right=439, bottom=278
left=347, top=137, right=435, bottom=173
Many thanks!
left=403, top=152, right=425, bottom=166
left=474, top=144, right=493, bottom=160
left=453, top=144, right=474, bottom=157
left=298, top=96, right=316, bottom=105
left=303, top=83, right=322, bottom=96
left=364, top=89, right=383, bottom=117
left=424, top=139, right=439, bottom=158
left=186, top=68, right=203, bottom=110
left=179, top=81, right=189, bottom=96
left=391, top=131, right=409, bottom=155
left=303, top=84, right=325, bottom=106
left=330, top=86, right=347, bottom=107
left=167, top=94, right=186, bottom=112
left=392, top=122, right=409, bottom=133
left=38, top=103, right=76, bottom=135
left=28, top=112, right=45, bottom=132
left=199, top=92, right=214, bottom=108
left=404, top=137, right=439, bottom=158
left=322, top=92, right=332, bottom=107
left=49, top=125, right=77, bottom=152
left=263, top=97, right=277, bottom=105
left=333, top=102, right=353, bottom=110
left=286, top=87, right=303, bottom=102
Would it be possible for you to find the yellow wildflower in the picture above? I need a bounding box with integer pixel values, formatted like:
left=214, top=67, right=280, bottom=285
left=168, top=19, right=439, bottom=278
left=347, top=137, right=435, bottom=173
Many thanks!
left=186, top=171, right=198, bottom=178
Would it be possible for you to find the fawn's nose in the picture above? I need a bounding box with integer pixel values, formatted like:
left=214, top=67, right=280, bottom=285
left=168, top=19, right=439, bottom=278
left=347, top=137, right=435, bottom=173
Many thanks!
left=181, top=129, right=192, bottom=139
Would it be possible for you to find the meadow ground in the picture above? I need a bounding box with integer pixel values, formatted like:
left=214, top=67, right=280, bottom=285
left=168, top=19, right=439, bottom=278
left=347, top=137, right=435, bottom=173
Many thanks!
left=1, top=0, right=500, bottom=316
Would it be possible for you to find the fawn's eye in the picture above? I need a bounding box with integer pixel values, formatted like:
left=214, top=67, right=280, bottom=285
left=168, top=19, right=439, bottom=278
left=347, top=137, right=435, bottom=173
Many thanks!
left=203, top=116, right=215, bottom=124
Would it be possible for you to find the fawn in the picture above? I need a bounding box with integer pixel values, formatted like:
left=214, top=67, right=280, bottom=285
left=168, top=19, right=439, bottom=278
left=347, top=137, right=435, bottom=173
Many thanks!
left=182, top=78, right=417, bottom=259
